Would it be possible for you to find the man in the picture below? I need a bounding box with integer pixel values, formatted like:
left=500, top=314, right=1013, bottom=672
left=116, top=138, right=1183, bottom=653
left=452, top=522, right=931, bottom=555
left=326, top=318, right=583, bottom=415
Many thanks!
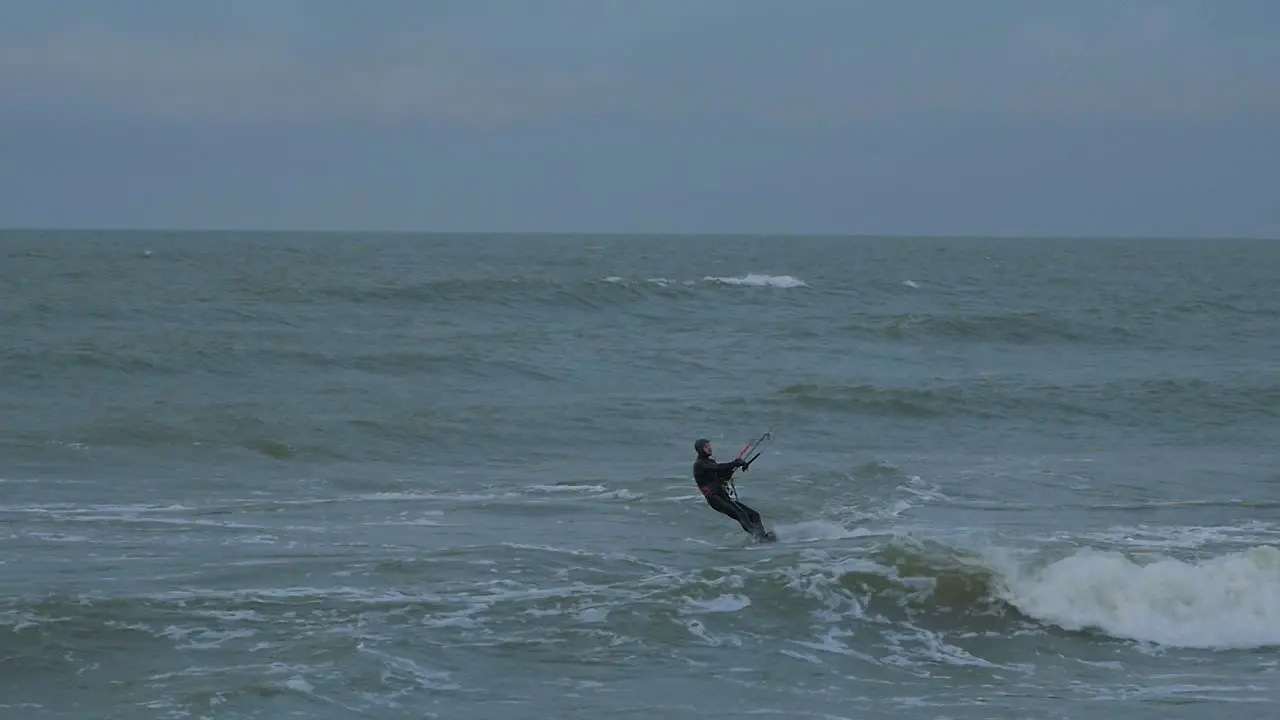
left=692, top=438, right=776, bottom=542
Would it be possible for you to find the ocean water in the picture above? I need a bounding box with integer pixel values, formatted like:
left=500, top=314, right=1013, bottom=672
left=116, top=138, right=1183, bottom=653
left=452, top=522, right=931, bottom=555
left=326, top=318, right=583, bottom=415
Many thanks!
left=2, top=231, right=1278, bottom=719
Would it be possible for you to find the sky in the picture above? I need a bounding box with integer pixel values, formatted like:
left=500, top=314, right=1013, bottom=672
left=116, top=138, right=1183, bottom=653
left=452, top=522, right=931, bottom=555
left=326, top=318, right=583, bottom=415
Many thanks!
left=2, top=0, right=1278, bottom=237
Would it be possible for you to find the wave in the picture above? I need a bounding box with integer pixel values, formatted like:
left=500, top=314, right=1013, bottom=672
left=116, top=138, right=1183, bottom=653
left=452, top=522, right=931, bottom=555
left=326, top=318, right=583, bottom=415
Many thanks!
left=32, top=408, right=362, bottom=462
left=847, top=310, right=1128, bottom=344
left=766, top=539, right=1280, bottom=650
left=306, top=272, right=808, bottom=311
left=701, top=274, right=808, bottom=288
left=996, top=545, right=1280, bottom=649
left=843, top=297, right=1280, bottom=346
left=852, top=539, right=1280, bottom=650
left=402, top=537, right=1280, bottom=653
left=770, top=376, right=1280, bottom=427
left=1, top=342, right=187, bottom=379
left=1165, top=298, right=1280, bottom=319
left=4, top=536, right=1276, bottom=671
left=603, top=274, right=807, bottom=289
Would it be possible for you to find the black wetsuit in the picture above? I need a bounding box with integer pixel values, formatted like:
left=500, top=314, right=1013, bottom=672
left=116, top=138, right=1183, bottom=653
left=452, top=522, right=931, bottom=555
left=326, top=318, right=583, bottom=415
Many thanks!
left=693, top=454, right=769, bottom=539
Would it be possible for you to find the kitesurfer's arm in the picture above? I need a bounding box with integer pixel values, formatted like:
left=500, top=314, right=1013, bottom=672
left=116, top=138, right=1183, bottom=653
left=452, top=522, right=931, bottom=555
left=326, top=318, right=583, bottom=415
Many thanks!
left=696, top=457, right=744, bottom=473
left=711, top=459, right=746, bottom=486
left=694, top=457, right=746, bottom=491
left=708, top=459, right=745, bottom=475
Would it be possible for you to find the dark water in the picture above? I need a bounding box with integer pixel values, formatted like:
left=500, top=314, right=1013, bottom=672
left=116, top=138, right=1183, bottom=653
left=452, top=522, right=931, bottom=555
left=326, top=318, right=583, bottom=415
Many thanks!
left=2, top=231, right=1278, bottom=719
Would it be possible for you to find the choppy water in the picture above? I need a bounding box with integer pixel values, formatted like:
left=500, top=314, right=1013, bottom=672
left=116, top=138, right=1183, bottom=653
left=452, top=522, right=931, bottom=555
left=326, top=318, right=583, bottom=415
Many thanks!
left=2, top=231, right=1278, bottom=719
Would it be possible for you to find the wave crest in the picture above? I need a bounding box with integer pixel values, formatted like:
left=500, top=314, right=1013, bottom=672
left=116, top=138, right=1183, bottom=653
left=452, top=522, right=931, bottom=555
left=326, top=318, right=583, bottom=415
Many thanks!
left=997, top=545, right=1280, bottom=649
left=701, top=274, right=808, bottom=288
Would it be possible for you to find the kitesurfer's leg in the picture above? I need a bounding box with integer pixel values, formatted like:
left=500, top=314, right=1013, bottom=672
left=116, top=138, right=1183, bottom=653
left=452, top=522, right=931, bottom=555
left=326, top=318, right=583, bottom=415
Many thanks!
left=733, top=499, right=772, bottom=539
left=706, top=492, right=757, bottom=534
left=733, top=500, right=762, bottom=529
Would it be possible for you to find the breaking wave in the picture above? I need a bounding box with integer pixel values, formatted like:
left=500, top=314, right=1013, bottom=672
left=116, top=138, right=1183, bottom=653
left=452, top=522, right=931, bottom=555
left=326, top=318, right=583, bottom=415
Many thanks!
left=997, top=545, right=1280, bottom=649
left=11, top=537, right=1273, bottom=656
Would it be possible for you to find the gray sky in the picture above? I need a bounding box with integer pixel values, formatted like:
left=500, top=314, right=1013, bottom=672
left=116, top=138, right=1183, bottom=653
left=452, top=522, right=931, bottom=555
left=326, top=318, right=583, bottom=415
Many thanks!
left=2, top=0, right=1277, bottom=236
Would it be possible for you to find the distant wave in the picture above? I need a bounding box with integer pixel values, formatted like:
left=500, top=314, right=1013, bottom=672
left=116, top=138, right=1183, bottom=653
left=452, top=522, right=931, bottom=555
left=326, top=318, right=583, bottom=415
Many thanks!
left=20, top=372, right=1276, bottom=461
left=838, top=300, right=1280, bottom=346
left=602, top=273, right=808, bottom=289
left=768, top=377, right=1280, bottom=429
left=701, top=274, right=808, bottom=288
left=846, top=311, right=1126, bottom=344
left=296, top=273, right=809, bottom=311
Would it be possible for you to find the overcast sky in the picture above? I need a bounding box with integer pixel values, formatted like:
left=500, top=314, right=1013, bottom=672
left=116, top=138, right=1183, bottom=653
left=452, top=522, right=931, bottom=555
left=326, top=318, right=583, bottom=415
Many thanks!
left=2, top=0, right=1277, bottom=236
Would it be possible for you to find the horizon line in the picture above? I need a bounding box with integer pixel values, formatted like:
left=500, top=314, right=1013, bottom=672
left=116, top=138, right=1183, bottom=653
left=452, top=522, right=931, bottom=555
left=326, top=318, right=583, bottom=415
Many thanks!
left=1, top=227, right=1276, bottom=242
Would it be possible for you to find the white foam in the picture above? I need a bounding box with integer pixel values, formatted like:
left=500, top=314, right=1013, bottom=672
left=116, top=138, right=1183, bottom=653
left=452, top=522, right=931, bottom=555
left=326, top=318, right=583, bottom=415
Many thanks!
left=603, top=273, right=806, bottom=288
left=1080, top=523, right=1280, bottom=550
left=685, top=593, right=751, bottom=613
left=524, top=484, right=607, bottom=494
left=364, top=650, right=460, bottom=691
left=999, top=545, right=1280, bottom=649
left=149, top=586, right=442, bottom=606
left=51, top=513, right=265, bottom=531
left=779, top=648, right=824, bottom=665
left=23, top=532, right=91, bottom=542
left=703, top=274, right=808, bottom=288
left=900, top=476, right=951, bottom=503
left=772, top=520, right=881, bottom=543
left=5, top=502, right=195, bottom=515
left=355, top=492, right=438, bottom=502
left=368, top=519, right=445, bottom=527
left=775, top=560, right=875, bottom=623
left=598, top=490, right=639, bottom=501
left=681, top=618, right=741, bottom=647
left=422, top=607, right=485, bottom=629
left=600, top=276, right=679, bottom=287
left=886, top=626, right=1032, bottom=673
left=512, top=484, right=640, bottom=501
left=662, top=494, right=704, bottom=502
left=576, top=606, right=610, bottom=623
left=790, top=628, right=878, bottom=663
left=196, top=609, right=267, bottom=623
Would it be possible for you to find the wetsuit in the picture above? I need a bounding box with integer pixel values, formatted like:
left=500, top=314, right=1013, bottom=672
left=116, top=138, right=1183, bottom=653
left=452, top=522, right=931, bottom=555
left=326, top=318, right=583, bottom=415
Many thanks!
left=693, top=455, right=769, bottom=539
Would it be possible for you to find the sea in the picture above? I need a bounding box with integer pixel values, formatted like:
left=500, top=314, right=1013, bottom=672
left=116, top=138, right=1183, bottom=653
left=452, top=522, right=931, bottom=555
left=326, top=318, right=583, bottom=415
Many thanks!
left=2, top=231, right=1277, bottom=719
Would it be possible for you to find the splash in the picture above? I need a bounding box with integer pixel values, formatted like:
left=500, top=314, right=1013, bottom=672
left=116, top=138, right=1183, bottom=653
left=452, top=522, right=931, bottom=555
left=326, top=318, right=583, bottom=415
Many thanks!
left=998, top=545, right=1280, bottom=649
left=769, top=520, right=881, bottom=543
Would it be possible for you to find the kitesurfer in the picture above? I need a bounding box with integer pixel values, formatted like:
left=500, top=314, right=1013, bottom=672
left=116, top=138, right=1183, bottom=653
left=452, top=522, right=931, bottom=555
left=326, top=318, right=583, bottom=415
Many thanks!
left=692, top=438, right=775, bottom=542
